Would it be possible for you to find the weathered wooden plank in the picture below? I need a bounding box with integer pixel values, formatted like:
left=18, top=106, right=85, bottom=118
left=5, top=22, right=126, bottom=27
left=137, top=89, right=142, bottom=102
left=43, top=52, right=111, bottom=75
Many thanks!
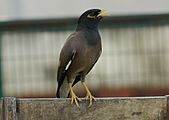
left=0, top=98, right=3, bottom=120
left=166, top=95, right=169, bottom=119
left=4, top=97, right=16, bottom=120
left=16, top=96, right=168, bottom=120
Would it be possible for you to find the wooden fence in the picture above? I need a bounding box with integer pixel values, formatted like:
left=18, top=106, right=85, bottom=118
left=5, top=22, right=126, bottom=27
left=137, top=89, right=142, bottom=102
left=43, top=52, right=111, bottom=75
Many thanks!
left=0, top=96, right=169, bottom=120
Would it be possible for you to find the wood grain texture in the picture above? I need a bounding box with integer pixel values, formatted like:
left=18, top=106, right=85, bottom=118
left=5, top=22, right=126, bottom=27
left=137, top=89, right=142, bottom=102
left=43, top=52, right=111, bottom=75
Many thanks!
left=4, top=97, right=16, bottom=120
left=0, top=96, right=169, bottom=120
left=0, top=98, right=3, bottom=120
left=16, top=97, right=167, bottom=120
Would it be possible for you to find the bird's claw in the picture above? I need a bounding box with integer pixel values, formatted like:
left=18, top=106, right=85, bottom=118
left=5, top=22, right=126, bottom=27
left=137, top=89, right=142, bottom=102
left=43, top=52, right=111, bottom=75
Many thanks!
left=86, top=93, right=96, bottom=107
left=71, top=92, right=81, bottom=107
left=69, top=83, right=81, bottom=107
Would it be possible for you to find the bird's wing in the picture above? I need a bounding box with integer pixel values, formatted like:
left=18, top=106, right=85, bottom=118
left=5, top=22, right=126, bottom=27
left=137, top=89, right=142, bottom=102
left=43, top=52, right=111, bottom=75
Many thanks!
left=56, top=35, right=77, bottom=97
left=57, top=34, right=77, bottom=82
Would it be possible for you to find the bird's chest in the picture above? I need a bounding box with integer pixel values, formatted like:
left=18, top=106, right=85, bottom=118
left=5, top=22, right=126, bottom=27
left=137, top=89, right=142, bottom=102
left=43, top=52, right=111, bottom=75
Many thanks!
left=71, top=30, right=102, bottom=74
left=84, top=30, right=101, bottom=46
left=78, top=42, right=101, bottom=71
left=84, top=45, right=101, bottom=61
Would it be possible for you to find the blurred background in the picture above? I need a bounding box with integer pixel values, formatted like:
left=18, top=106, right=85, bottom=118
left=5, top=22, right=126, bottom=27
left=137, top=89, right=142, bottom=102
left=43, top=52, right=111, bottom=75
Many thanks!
left=0, top=0, right=169, bottom=98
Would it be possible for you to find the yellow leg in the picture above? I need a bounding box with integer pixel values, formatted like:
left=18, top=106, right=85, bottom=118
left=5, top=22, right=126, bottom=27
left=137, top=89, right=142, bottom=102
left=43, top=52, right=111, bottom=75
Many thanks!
left=82, top=82, right=96, bottom=107
left=69, top=83, right=81, bottom=107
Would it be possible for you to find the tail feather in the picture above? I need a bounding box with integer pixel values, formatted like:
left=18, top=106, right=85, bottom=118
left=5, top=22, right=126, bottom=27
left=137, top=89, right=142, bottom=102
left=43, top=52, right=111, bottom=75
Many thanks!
left=56, top=74, right=81, bottom=98
left=56, top=67, right=69, bottom=98
left=56, top=86, right=61, bottom=98
left=56, top=76, right=70, bottom=98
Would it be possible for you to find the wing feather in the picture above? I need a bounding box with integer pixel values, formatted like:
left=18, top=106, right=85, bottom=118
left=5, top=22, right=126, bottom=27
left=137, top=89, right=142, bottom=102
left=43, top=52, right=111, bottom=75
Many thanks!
left=56, top=34, right=77, bottom=97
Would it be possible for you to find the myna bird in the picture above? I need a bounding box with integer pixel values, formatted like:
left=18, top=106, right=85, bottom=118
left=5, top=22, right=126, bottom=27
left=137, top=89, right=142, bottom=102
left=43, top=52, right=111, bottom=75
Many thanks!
left=56, top=9, right=108, bottom=107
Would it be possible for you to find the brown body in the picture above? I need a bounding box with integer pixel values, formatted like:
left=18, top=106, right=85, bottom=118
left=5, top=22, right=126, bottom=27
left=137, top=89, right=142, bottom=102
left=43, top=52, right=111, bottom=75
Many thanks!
left=61, top=31, right=101, bottom=80
left=56, top=9, right=106, bottom=100
left=57, top=30, right=102, bottom=97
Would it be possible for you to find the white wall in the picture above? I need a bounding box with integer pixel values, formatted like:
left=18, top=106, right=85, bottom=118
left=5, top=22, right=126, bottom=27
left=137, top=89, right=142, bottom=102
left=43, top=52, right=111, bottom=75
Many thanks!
left=0, top=0, right=169, bottom=21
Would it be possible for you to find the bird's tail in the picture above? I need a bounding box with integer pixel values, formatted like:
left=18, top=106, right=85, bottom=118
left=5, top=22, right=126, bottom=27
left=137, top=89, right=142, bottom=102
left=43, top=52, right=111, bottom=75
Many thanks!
left=56, top=76, right=70, bottom=98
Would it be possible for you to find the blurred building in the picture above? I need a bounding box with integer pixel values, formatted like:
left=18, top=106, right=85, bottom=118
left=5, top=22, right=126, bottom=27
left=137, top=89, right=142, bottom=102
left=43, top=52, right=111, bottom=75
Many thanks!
left=0, top=0, right=169, bottom=98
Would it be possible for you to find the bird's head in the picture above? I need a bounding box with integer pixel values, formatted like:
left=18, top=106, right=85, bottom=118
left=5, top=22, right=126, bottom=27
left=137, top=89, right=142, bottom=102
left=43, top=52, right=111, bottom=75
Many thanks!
left=77, top=9, right=108, bottom=30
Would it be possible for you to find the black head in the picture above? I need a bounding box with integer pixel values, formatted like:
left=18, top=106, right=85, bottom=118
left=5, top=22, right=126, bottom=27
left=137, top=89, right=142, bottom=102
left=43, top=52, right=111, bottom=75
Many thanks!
left=77, top=9, right=108, bottom=30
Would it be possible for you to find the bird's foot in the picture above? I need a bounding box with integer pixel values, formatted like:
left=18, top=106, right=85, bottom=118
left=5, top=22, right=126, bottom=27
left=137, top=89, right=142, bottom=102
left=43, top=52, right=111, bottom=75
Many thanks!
left=85, top=92, right=96, bottom=107
left=69, top=83, right=81, bottom=107
left=71, top=91, right=81, bottom=107
left=82, top=82, right=96, bottom=107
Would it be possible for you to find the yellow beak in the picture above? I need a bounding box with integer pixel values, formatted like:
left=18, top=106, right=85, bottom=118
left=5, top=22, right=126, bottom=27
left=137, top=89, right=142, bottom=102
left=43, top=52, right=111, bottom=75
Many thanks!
left=98, top=9, right=109, bottom=17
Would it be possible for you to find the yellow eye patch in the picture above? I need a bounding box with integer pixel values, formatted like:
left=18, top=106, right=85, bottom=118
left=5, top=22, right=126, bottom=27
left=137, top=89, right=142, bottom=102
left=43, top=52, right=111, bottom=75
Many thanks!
left=87, top=15, right=96, bottom=19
